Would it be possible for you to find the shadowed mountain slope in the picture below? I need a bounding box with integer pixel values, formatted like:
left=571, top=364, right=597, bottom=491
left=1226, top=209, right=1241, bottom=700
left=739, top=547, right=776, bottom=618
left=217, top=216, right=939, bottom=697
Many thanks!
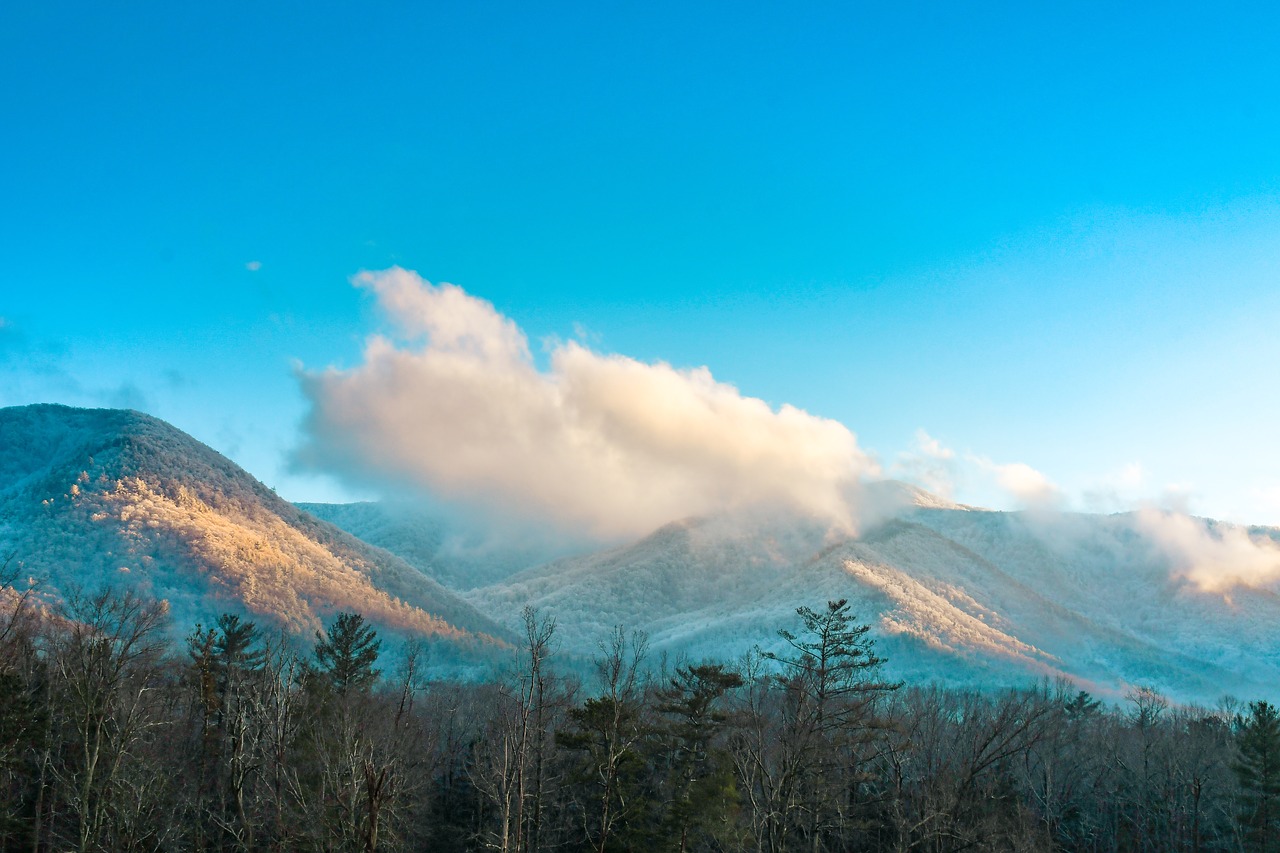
left=296, top=500, right=559, bottom=589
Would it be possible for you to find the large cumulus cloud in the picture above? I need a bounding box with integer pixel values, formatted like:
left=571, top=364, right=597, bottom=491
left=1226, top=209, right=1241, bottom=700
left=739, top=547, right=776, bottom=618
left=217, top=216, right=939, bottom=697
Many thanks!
left=295, top=268, right=873, bottom=538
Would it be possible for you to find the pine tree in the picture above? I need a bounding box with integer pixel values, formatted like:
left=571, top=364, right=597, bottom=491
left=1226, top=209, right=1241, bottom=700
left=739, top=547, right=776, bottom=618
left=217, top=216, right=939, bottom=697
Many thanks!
left=1064, top=690, right=1102, bottom=720
left=1235, top=700, right=1280, bottom=851
left=214, top=613, right=265, bottom=676
left=762, top=599, right=899, bottom=851
left=655, top=663, right=745, bottom=853
left=314, top=612, right=382, bottom=695
left=556, top=627, right=649, bottom=853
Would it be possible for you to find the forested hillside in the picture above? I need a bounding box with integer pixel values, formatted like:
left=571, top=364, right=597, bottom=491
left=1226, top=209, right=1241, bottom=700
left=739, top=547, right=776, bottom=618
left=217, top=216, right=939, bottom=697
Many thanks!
left=0, top=404, right=510, bottom=657
left=296, top=501, right=559, bottom=590
left=4, top=404, right=1280, bottom=849
left=464, top=502, right=1280, bottom=705
left=0, top=585, right=1276, bottom=852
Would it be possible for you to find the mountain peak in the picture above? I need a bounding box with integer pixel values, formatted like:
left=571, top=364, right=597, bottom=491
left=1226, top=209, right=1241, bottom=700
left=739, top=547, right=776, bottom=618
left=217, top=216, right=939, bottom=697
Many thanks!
left=859, top=479, right=971, bottom=513
left=0, top=404, right=511, bottom=657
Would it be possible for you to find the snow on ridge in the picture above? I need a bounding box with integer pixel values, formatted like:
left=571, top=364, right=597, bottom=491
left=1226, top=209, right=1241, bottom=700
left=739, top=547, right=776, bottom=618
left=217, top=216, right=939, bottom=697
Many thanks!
left=466, top=498, right=1280, bottom=704
left=13, top=404, right=1280, bottom=702
left=0, top=403, right=512, bottom=652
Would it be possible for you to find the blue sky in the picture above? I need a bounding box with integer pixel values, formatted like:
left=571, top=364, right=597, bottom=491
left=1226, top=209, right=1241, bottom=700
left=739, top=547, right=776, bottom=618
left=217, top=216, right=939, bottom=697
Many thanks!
left=3, top=2, right=1280, bottom=526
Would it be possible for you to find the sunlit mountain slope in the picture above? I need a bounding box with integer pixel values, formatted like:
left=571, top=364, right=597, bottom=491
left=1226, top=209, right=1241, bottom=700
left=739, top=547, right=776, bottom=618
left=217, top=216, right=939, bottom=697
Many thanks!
left=0, top=404, right=510, bottom=650
left=466, top=494, right=1280, bottom=703
left=9, top=404, right=1278, bottom=703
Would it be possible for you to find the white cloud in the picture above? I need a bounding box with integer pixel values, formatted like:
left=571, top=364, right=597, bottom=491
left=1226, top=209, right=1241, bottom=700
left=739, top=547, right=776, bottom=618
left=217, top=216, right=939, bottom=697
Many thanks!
left=968, top=454, right=1064, bottom=508
left=1082, top=462, right=1147, bottom=512
left=892, top=429, right=958, bottom=498
left=914, top=429, right=955, bottom=461
left=1137, top=508, right=1280, bottom=593
left=245, top=261, right=262, bottom=272
left=1156, top=483, right=1196, bottom=516
left=1112, top=461, right=1145, bottom=491
left=295, top=268, right=874, bottom=539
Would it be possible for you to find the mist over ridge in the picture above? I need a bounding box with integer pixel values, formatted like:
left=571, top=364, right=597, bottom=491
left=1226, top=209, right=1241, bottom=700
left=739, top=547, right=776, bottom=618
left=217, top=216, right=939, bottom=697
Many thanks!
left=4, top=402, right=1280, bottom=703
left=294, top=268, right=876, bottom=540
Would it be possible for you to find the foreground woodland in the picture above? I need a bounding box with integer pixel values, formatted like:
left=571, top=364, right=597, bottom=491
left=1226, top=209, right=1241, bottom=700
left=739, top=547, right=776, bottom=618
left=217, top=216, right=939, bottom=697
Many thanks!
left=1, top=567, right=1278, bottom=853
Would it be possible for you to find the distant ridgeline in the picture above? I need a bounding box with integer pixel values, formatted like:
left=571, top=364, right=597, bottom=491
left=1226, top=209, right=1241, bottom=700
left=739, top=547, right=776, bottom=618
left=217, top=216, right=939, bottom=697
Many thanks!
left=3, top=403, right=1280, bottom=702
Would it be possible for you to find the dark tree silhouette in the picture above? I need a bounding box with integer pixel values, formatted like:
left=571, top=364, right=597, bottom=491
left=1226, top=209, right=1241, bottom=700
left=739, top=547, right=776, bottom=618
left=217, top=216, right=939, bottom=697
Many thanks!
left=1236, top=700, right=1280, bottom=850
left=314, top=612, right=382, bottom=695
left=214, top=613, right=265, bottom=675
left=655, top=662, right=744, bottom=853
left=0, top=585, right=1272, bottom=853
left=761, top=599, right=899, bottom=852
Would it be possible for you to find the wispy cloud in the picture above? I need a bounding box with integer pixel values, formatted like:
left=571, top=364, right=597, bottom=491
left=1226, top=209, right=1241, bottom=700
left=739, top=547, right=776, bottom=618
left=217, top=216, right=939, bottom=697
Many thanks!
left=295, top=268, right=875, bottom=539
left=1081, top=462, right=1147, bottom=513
left=894, top=430, right=1063, bottom=511
left=99, top=381, right=150, bottom=412
left=1137, top=508, right=1280, bottom=593
left=891, top=429, right=958, bottom=499
left=968, top=454, right=1064, bottom=509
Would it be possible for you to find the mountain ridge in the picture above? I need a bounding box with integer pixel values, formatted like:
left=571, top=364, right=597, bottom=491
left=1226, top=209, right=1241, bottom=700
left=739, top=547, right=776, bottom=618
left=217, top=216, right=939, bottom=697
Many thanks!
left=0, top=404, right=512, bottom=656
left=459, top=499, right=1280, bottom=703
left=6, top=404, right=1280, bottom=703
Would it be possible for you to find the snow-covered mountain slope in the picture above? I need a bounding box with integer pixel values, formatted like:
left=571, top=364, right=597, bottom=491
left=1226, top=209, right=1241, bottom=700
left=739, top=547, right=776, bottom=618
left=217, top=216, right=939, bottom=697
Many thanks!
left=296, top=501, right=557, bottom=589
left=0, top=404, right=511, bottom=652
left=7, top=404, right=1276, bottom=702
left=467, top=499, right=1280, bottom=704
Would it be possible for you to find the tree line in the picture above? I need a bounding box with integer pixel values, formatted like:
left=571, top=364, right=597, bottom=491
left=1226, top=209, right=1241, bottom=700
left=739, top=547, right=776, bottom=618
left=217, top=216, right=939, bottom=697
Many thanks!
left=1, top=571, right=1278, bottom=851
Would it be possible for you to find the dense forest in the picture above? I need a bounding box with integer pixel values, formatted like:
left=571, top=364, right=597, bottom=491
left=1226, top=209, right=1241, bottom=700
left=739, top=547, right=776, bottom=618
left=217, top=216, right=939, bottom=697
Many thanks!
left=1, top=565, right=1278, bottom=852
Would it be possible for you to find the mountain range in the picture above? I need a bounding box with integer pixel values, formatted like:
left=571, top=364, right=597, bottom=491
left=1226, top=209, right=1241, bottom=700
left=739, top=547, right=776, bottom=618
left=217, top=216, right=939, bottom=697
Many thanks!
left=3, top=403, right=1279, bottom=704
left=463, top=499, right=1280, bottom=703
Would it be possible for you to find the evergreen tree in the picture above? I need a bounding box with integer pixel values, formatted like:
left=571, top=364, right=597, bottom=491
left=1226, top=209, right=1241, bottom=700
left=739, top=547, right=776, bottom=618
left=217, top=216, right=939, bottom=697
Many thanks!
left=1064, top=690, right=1102, bottom=720
left=655, top=662, right=744, bottom=853
left=1235, top=700, right=1280, bottom=851
left=214, top=612, right=265, bottom=676
left=762, top=599, right=899, bottom=850
left=556, top=627, right=649, bottom=853
left=314, top=612, right=382, bottom=695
